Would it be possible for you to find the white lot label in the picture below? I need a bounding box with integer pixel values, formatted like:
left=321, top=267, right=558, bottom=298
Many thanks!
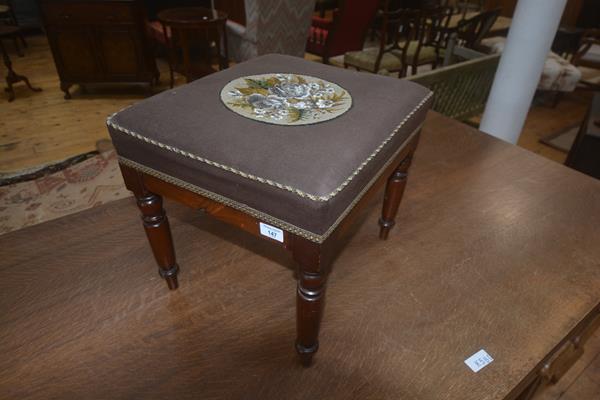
left=464, top=349, right=494, bottom=373
left=259, top=222, right=284, bottom=243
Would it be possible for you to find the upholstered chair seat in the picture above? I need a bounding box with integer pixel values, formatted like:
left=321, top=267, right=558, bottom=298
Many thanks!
left=305, top=16, right=331, bottom=56
left=344, top=43, right=440, bottom=75
left=580, top=44, right=600, bottom=65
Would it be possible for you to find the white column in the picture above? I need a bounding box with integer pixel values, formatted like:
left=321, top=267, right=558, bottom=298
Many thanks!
left=479, top=0, right=567, bottom=144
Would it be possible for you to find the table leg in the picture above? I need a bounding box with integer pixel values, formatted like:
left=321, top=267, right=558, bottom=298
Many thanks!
left=120, top=164, right=180, bottom=290
left=219, top=23, right=229, bottom=71
left=179, top=30, right=192, bottom=83
left=378, top=150, right=415, bottom=240
left=293, top=238, right=329, bottom=366
left=4, top=80, right=14, bottom=102
left=162, top=22, right=175, bottom=88
left=12, top=36, right=22, bottom=57
left=1, top=38, right=41, bottom=102
left=60, top=82, right=72, bottom=99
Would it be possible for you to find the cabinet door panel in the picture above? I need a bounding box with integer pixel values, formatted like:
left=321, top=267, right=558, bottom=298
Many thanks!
left=97, top=28, right=142, bottom=78
left=42, top=2, right=135, bottom=25
left=48, top=28, right=100, bottom=80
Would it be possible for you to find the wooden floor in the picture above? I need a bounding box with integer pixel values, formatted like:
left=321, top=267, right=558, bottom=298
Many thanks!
left=0, top=34, right=590, bottom=174
left=516, top=92, right=591, bottom=164
left=0, top=35, right=187, bottom=173
left=1, top=34, right=598, bottom=399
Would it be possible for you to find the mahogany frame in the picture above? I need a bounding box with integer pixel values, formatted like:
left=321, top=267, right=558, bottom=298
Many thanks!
left=118, top=131, right=420, bottom=366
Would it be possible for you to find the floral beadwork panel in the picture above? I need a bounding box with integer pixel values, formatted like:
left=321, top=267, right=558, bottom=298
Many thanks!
left=220, top=73, right=352, bottom=125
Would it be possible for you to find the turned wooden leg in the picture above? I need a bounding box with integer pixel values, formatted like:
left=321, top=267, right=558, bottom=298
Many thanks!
left=219, top=24, right=229, bottom=71
left=1, top=39, right=41, bottom=102
left=5, top=78, right=15, bottom=102
left=162, top=23, right=176, bottom=89
left=120, top=164, right=179, bottom=290
left=379, top=152, right=414, bottom=240
left=18, top=33, right=27, bottom=49
left=10, top=34, right=23, bottom=57
left=60, top=82, right=72, bottom=100
left=293, top=238, right=329, bottom=366
left=136, top=193, right=179, bottom=290
left=18, top=73, right=42, bottom=93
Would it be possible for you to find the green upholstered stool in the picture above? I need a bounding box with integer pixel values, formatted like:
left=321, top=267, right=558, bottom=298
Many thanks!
left=107, top=54, right=432, bottom=365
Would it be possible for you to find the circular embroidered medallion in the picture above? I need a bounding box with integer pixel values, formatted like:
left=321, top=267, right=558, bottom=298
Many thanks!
left=220, top=73, right=352, bottom=125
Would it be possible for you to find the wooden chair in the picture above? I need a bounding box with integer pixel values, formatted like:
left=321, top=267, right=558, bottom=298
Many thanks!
left=0, top=0, right=26, bottom=56
left=440, top=8, right=500, bottom=66
left=406, top=48, right=500, bottom=123
left=158, top=7, right=229, bottom=88
left=306, top=0, right=379, bottom=64
left=551, top=27, right=584, bottom=61
left=455, top=0, right=485, bottom=18
left=572, top=29, right=600, bottom=89
left=452, top=8, right=500, bottom=51
left=344, top=3, right=451, bottom=77
left=577, top=28, right=600, bottom=61
left=314, top=0, right=338, bottom=18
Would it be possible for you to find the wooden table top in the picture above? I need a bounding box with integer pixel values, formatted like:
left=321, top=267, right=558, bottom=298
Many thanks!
left=1, top=112, right=599, bottom=399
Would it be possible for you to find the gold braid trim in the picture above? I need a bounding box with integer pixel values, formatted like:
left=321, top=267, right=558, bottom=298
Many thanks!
left=107, top=91, right=432, bottom=203
left=117, top=124, right=421, bottom=243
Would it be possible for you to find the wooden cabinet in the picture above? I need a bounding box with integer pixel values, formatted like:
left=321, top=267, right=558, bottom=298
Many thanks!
left=39, top=0, right=158, bottom=98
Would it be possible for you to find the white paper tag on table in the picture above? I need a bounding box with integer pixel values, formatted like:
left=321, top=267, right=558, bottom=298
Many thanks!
left=259, top=222, right=284, bottom=243
left=464, top=349, right=494, bottom=372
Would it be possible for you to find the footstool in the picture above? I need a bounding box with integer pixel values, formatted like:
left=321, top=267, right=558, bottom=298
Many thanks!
left=107, top=54, right=432, bottom=365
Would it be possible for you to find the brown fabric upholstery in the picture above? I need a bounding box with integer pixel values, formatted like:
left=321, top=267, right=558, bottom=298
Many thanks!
left=107, top=54, right=432, bottom=241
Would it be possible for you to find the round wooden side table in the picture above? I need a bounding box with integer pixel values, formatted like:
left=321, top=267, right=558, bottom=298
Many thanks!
left=0, top=25, right=41, bottom=102
left=157, top=7, right=229, bottom=88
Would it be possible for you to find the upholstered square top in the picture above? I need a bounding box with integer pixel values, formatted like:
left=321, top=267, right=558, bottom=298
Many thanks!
left=107, top=54, right=432, bottom=242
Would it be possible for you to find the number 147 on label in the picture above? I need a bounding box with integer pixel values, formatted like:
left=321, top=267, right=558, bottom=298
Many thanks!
left=259, top=222, right=284, bottom=243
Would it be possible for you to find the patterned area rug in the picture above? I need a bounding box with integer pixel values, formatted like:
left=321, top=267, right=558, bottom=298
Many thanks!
left=0, top=151, right=99, bottom=186
left=0, top=150, right=130, bottom=235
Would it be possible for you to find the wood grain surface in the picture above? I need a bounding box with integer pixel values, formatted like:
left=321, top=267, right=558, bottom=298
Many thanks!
left=1, top=112, right=599, bottom=400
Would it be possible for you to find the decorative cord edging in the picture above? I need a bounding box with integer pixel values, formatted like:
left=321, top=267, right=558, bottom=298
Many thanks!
left=107, top=91, right=432, bottom=203
left=118, top=156, right=324, bottom=243
left=117, top=124, right=421, bottom=244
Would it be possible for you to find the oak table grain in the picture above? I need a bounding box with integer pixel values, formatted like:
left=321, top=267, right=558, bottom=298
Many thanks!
left=1, top=112, right=599, bottom=399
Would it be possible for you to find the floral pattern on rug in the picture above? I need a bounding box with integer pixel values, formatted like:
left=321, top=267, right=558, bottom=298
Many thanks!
left=0, top=150, right=130, bottom=235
